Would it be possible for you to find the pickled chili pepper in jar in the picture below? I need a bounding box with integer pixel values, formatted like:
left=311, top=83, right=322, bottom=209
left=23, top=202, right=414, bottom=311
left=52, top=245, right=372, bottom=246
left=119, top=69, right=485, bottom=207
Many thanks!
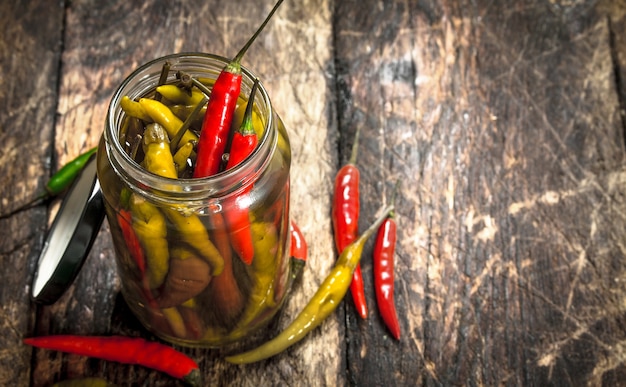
left=97, top=53, right=293, bottom=347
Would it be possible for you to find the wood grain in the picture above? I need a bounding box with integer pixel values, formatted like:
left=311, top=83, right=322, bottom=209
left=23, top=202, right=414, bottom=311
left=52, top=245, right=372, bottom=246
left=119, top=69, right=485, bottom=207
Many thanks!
left=335, top=0, right=626, bottom=385
left=0, top=0, right=64, bottom=385
left=2, top=0, right=626, bottom=386
left=35, top=0, right=339, bottom=386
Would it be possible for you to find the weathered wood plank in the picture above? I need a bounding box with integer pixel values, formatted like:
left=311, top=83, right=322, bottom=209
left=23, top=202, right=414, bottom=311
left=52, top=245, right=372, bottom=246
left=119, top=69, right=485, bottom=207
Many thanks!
left=607, top=0, right=626, bottom=141
left=335, top=0, right=626, bottom=385
left=0, top=1, right=64, bottom=385
left=31, top=0, right=338, bottom=385
left=4, top=0, right=624, bottom=385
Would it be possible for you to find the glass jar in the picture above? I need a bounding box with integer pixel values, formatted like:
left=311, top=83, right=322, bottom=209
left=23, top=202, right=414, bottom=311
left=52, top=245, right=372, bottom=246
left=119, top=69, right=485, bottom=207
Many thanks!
left=97, top=53, right=293, bottom=347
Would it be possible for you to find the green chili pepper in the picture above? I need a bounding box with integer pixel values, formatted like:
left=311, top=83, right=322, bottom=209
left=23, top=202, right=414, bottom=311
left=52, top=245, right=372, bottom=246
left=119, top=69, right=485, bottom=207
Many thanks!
left=0, top=147, right=98, bottom=219
left=225, top=205, right=394, bottom=364
left=46, top=146, right=98, bottom=196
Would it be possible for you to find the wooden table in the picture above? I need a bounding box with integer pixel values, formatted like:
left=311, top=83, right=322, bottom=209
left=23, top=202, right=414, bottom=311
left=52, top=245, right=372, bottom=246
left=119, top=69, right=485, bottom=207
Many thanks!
left=2, top=0, right=626, bottom=385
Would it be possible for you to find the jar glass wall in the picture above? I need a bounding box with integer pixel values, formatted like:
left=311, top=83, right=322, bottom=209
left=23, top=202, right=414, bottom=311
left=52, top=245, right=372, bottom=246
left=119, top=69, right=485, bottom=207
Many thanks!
left=97, top=53, right=292, bottom=347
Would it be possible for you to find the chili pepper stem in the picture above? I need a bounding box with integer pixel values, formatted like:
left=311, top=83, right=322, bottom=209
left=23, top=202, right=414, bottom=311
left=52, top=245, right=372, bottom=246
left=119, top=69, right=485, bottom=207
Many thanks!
left=225, top=204, right=394, bottom=364
left=0, top=193, right=48, bottom=219
left=239, top=78, right=259, bottom=136
left=154, top=61, right=171, bottom=102
left=225, top=78, right=259, bottom=157
left=347, top=126, right=361, bottom=165
left=188, top=75, right=212, bottom=98
left=170, top=96, right=207, bottom=152
left=193, top=0, right=284, bottom=177
left=227, top=0, right=284, bottom=73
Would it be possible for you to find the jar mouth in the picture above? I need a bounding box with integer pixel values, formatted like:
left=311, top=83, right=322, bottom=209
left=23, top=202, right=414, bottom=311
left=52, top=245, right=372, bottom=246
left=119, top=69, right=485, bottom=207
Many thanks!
left=104, top=52, right=275, bottom=204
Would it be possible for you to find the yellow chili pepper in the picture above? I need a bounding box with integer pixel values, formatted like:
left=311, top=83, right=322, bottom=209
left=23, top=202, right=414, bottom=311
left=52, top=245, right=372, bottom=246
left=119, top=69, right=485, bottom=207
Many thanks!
left=138, top=121, right=224, bottom=277
left=173, top=141, right=195, bottom=174
left=156, top=84, right=206, bottom=106
left=142, top=123, right=178, bottom=179
left=226, top=205, right=394, bottom=364
left=138, top=98, right=198, bottom=145
left=120, top=96, right=152, bottom=122
left=52, top=377, right=113, bottom=387
left=164, top=209, right=224, bottom=276
left=195, top=77, right=216, bottom=89
left=228, top=222, right=279, bottom=339
left=129, top=194, right=169, bottom=289
left=162, top=306, right=187, bottom=339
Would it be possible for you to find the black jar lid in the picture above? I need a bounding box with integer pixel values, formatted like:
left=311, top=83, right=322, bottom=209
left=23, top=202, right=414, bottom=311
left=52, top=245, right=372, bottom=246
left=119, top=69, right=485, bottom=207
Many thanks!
left=31, top=154, right=105, bottom=305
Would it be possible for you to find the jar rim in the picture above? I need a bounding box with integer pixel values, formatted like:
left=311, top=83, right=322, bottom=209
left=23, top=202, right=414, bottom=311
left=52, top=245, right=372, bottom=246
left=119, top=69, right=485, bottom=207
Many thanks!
left=104, top=52, right=276, bottom=203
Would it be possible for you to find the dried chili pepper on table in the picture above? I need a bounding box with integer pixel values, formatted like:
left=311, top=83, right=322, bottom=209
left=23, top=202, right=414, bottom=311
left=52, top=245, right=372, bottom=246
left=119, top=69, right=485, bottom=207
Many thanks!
left=222, top=79, right=260, bottom=265
left=23, top=335, right=202, bottom=385
left=331, top=127, right=368, bottom=319
left=193, top=0, right=284, bottom=177
left=225, top=204, right=394, bottom=364
left=373, top=186, right=401, bottom=340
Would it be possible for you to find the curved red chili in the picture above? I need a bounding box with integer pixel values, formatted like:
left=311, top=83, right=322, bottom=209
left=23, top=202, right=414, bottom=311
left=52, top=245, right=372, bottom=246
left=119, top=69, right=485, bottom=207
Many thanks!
left=222, top=80, right=259, bottom=264
left=193, top=0, right=284, bottom=178
left=331, top=128, right=368, bottom=319
left=23, top=335, right=201, bottom=385
left=373, top=213, right=400, bottom=339
left=116, top=209, right=146, bottom=277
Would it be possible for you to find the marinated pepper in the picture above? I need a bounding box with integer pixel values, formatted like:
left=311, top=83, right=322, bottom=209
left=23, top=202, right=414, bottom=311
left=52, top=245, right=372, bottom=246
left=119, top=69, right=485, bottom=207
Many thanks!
left=139, top=98, right=198, bottom=147
left=128, top=194, right=169, bottom=289
left=228, top=221, right=280, bottom=339
left=142, top=123, right=178, bottom=179
left=156, top=247, right=212, bottom=308
left=226, top=205, right=394, bottom=364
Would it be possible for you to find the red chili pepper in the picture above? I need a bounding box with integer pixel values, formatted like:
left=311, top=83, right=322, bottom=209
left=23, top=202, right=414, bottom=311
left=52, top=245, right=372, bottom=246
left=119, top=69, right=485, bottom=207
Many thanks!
left=288, top=220, right=308, bottom=283
left=193, top=0, right=284, bottom=178
left=208, top=211, right=245, bottom=326
left=116, top=209, right=146, bottom=277
left=23, top=335, right=201, bottom=385
left=331, top=128, right=368, bottom=319
left=222, top=80, right=259, bottom=264
left=373, top=211, right=400, bottom=340
left=289, top=220, right=307, bottom=263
